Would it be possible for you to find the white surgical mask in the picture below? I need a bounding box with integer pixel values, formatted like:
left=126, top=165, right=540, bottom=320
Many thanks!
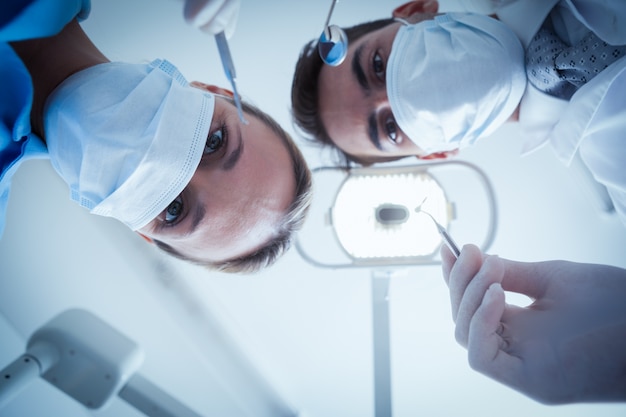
left=387, top=13, right=526, bottom=154
left=44, top=59, right=215, bottom=230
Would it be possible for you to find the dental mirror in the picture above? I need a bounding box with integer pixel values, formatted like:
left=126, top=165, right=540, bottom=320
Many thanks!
left=318, top=0, right=348, bottom=66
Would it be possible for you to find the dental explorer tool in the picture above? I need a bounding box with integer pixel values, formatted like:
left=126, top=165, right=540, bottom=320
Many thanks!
left=215, top=31, right=248, bottom=124
left=416, top=207, right=461, bottom=259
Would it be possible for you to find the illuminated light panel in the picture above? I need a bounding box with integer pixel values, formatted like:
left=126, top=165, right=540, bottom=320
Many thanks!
left=331, top=172, right=449, bottom=259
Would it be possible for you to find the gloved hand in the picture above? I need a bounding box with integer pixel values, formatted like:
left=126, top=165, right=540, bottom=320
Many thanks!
left=183, top=0, right=240, bottom=38
left=441, top=244, right=626, bottom=404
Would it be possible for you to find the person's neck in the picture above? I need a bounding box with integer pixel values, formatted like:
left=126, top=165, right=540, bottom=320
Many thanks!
left=507, top=105, right=521, bottom=122
left=10, top=19, right=109, bottom=140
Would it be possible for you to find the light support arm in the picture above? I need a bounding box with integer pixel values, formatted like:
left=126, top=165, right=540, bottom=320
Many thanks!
left=371, top=270, right=394, bottom=417
left=0, top=339, right=60, bottom=409
left=0, top=309, right=203, bottom=416
left=0, top=353, right=44, bottom=409
left=119, top=373, right=203, bottom=417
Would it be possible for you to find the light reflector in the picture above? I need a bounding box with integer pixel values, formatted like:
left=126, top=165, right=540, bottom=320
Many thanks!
left=331, top=171, right=449, bottom=259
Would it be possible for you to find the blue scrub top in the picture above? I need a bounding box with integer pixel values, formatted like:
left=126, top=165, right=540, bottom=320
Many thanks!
left=0, top=0, right=90, bottom=238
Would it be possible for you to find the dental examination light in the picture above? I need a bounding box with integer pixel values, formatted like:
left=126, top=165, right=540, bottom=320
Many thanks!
left=0, top=309, right=202, bottom=417
left=296, top=161, right=497, bottom=269
left=318, top=0, right=348, bottom=66
left=295, top=161, right=498, bottom=417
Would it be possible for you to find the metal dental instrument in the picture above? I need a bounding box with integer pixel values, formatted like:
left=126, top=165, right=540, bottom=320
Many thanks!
left=318, top=0, right=348, bottom=66
left=215, top=31, right=248, bottom=124
left=415, top=204, right=461, bottom=259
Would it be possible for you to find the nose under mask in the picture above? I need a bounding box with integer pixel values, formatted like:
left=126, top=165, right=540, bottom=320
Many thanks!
left=386, top=13, right=527, bottom=154
left=44, top=59, right=215, bottom=230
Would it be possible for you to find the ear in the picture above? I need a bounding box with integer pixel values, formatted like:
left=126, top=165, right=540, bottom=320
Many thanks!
left=136, top=232, right=153, bottom=244
left=417, top=149, right=458, bottom=160
left=393, top=0, right=439, bottom=18
left=190, top=81, right=234, bottom=98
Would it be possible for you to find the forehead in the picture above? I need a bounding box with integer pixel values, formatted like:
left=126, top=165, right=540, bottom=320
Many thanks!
left=318, top=21, right=399, bottom=90
left=317, top=22, right=400, bottom=158
left=183, top=113, right=296, bottom=262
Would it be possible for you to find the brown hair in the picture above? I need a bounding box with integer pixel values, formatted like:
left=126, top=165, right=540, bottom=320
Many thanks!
left=155, top=98, right=313, bottom=274
left=291, top=18, right=396, bottom=167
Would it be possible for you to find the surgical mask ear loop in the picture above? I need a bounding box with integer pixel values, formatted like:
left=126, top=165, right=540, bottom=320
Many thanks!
left=393, top=17, right=410, bottom=26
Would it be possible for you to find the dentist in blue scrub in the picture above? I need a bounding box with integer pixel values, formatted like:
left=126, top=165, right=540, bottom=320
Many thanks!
left=0, top=0, right=312, bottom=274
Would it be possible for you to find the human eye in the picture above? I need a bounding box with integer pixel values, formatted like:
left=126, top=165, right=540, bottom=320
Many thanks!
left=163, top=194, right=184, bottom=225
left=373, top=51, right=385, bottom=80
left=384, top=116, right=399, bottom=143
left=204, top=124, right=228, bottom=156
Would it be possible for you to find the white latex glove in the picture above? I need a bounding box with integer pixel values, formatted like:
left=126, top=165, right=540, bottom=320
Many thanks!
left=184, top=0, right=240, bottom=38
left=441, top=244, right=626, bottom=404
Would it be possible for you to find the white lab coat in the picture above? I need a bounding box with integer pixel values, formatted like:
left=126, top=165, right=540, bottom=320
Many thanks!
left=441, top=0, right=626, bottom=227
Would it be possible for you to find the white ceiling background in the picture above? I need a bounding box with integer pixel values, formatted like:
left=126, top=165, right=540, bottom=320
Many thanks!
left=1, top=1, right=625, bottom=416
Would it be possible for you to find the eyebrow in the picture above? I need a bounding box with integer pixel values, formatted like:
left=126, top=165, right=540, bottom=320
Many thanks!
left=367, top=112, right=382, bottom=151
left=223, top=124, right=244, bottom=171
left=175, top=115, right=244, bottom=238
left=186, top=204, right=206, bottom=237
left=352, top=43, right=370, bottom=94
left=353, top=43, right=381, bottom=151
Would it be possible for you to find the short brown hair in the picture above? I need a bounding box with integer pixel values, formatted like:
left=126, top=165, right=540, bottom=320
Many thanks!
left=291, top=18, right=396, bottom=167
left=155, top=98, right=312, bottom=274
